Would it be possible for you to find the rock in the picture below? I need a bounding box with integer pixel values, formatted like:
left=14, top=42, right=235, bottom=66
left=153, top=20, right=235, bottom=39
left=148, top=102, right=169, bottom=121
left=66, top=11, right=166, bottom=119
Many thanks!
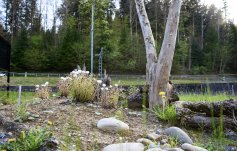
left=97, top=118, right=129, bottom=133
left=137, top=138, right=154, bottom=145
left=225, top=145, right=237, bottom=151
left=95, top=112, right=102, bottom=116
left=147, top=133, right=163, bottom=141
left=160, top=139, right=168, bottom=145
left=39, top=138, right=59, bottom=151
left=225, top=130, right=237, bottom=141
left=181, top=143, right=208, bottom=151
left=103, top=143, right=144, bottom=151
left=164, top=127, right=193, bottom=144
left=148, top=143, right=160, bottom=149
left=165, top=148, right=184, bottom=151
left=161, top=143, right=171, bottom=149
left=146, top=148, right=163, bottom=151
left=42, top=110, right=54, bottom=114
left=156, top=129, right=163, bottom=135
left=127, top=86, right=149, bottom=109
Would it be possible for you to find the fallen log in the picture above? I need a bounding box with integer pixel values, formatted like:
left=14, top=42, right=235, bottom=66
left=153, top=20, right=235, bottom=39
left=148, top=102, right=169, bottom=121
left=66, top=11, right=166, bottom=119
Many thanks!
left=182, top=99, right=237, bottom=118
left=175, top=100, right=237, bottom=130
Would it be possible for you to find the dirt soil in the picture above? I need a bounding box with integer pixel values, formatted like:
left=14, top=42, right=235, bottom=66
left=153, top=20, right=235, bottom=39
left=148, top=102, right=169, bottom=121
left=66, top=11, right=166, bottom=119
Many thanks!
left=0, top=98, right=164, bottom=150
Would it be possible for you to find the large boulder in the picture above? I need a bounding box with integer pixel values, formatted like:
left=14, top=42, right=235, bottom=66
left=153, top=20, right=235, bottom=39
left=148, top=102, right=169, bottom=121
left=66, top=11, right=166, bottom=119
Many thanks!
left=103, top=143, right=144, bottom=151
left=97, top=118, right=129, bottom=133
left=164, top=127, right=193, bottom=144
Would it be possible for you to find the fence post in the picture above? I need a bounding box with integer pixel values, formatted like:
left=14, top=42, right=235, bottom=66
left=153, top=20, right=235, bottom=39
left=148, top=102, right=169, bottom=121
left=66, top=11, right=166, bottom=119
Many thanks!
left=18, top=85, right=22, bottom=106
left=25, top=72, right=27, bottom=77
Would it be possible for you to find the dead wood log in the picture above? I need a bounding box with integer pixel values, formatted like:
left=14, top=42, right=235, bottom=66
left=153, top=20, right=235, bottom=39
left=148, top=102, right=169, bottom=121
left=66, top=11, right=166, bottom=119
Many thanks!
left=182, top=99, right=237, bottom=118
left=175, top=100, right=237, bottom=130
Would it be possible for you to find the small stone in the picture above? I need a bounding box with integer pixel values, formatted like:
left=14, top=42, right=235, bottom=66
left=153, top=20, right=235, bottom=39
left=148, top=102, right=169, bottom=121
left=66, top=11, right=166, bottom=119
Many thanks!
left=136, top=138, right=154, bottom=145
left=156, top=129, right=163, bottom=135
left=160, top=139, right=168, bottom=145
left=148, top=143, right=160, bottom=149
left=161, top=143, right=171, bottom=149
left=28, top=117, right=36, bottom=120
left=43, top=110, right=54, bottom=114
left=146, top=148, right=163, bottom=151
left=165, top=127, right=193, bottom=144
left=147, top=133, right=163, bottom=141
left=31, top=114, right=40, bottom=118
left=181, top=143, right=208, bottom=151
left=103, top=143, right=144, bottom=151
left=95, top=112, right=102, bottom=116
left=97, top=118, right=129, bottom=133
left=165, top=148, right=184, bottom=151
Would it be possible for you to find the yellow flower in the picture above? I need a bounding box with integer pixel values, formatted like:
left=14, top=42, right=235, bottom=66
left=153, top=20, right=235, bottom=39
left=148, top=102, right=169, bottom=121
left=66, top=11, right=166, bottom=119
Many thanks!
left=8, top=138, right=16, bottom=142
left=159, top=91, right=166, bottom=96
left=47, top=120, right=53, bottom=125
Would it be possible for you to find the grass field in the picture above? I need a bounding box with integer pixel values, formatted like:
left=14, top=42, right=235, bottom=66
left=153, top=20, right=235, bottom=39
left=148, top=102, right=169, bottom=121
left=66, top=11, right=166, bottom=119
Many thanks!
left=1, top=90, right=236, bottom=105
left=0, top=91, right=35, bottom=104
left=0, top=76, right=207, bottom=86
left=179, top=93, right=237, bottom=102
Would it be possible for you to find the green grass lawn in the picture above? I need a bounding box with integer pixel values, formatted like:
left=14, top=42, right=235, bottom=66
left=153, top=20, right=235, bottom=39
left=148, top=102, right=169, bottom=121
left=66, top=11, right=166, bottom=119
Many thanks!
left=1, top=76, right=236, bottom=86
left=179, top=93, right=237, bottom=102
left=0, top=91, right=36, bottom=104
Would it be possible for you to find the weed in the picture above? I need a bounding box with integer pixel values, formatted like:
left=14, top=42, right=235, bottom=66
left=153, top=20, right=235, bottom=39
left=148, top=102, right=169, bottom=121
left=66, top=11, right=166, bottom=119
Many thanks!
left=5, top=127, right=51, bottom=151
left=15, top=103, right=29, bottom=122
left=100, top=85, right=119, bottom=108
left=57, top=77, right=72, bottom=97
left=35, top=82, right=52, bottom=99
left=152, top=105, right=177, bottom=124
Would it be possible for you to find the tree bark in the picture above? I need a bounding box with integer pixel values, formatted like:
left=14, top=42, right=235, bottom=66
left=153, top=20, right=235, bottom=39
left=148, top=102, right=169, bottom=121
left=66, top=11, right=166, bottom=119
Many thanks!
left=135, top=0, right=182, bottom=108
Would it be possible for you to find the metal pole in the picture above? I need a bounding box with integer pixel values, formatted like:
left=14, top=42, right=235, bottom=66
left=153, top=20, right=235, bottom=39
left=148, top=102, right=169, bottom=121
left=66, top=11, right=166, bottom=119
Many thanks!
left=91, top=0, right=94, bottom=74
left=201, top=15, right=204, bottom=50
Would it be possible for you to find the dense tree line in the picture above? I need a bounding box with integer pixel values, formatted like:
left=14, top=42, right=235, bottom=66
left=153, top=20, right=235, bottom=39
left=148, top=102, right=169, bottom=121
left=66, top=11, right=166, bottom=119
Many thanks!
left=0, top=0, right=236, bottom=74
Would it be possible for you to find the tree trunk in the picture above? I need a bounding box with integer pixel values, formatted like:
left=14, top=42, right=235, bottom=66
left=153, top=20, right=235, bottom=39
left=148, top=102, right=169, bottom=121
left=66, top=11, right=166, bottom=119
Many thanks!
left=135, top=0, right=182, bottom=108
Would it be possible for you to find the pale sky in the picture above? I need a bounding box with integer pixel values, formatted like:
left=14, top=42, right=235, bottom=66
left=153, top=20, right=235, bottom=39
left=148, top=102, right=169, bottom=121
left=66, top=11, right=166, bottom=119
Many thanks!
left=201, top=0, right=236, bottom=24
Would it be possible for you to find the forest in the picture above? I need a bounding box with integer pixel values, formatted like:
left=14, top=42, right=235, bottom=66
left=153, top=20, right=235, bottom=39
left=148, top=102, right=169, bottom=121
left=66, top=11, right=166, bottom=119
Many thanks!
left=0, top=0, right=237, bottom=74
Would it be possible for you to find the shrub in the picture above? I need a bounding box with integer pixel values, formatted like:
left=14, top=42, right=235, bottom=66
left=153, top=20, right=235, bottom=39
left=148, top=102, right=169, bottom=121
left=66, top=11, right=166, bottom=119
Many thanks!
left=57, top=77, right=72, bottom=97
left=69, top=70, right=97, bottom=102
left=35, top=82, right=52, bottom=99
left=99, top=84, right=119, bottom=108
left=152, top=105, right=177, bottom=124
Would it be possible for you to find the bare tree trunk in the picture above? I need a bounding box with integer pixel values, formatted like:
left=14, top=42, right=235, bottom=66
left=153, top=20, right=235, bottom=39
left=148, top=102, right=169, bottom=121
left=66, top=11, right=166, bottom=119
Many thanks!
left=135, top=0, right=182, bottom=108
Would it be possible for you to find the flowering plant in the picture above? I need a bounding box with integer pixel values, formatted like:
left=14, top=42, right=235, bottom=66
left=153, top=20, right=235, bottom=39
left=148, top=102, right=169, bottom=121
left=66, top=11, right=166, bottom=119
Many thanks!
left=35, top=82, right=52, bottom=99
left=99, top=83, right=119, bottom=108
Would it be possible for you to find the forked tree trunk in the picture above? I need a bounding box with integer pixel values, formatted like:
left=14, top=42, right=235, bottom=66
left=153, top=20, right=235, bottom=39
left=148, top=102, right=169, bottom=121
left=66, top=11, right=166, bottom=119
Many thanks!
left=135, top=0, right=182, bottom=108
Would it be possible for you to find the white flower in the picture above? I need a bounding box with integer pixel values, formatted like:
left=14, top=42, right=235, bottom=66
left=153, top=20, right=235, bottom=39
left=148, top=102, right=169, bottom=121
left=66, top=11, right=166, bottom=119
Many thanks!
left=115, top=84, right=118, bottom=87
left=81, top=71, right=86, bottom=74
left=105, top=87, right=109, bottom=91
left=97, top=80, right=102, bottom=84
left=41, top=84, right=46, bottom=87
left=101, top=88, right=104, bottom=91
left=35, top=85, right=39, bottom=88
left=109, top=85, right=113, bottom=88
left=45, top=82, right=49, bottom=86
left=78, top=70, right=82, bottom=74
left=86, top=71, right=89, bottom=74
left=35, top=88, right=39, bottom=91
left=102, top=84, right=106, bottom=87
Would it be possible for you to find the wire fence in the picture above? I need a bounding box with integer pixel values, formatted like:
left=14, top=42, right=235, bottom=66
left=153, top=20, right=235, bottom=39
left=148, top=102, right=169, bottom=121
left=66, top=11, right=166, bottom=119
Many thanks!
left=1, top=71, right=237, bottom=82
